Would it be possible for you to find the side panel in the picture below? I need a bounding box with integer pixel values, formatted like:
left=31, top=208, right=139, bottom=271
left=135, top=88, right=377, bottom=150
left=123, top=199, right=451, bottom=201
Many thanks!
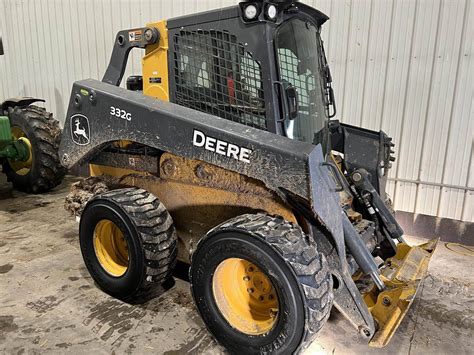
left=62, top=79, right=313, bottom=198
left=90, top=153, right=297, bottom=263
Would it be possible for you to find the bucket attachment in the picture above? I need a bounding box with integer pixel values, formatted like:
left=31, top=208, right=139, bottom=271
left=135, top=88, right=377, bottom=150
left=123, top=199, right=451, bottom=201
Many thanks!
left=362, top=238, right=438, bottom=347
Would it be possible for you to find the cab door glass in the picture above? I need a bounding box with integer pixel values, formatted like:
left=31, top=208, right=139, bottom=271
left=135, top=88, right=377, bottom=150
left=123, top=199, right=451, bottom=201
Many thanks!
left=276, top=20, right=326, bottom=143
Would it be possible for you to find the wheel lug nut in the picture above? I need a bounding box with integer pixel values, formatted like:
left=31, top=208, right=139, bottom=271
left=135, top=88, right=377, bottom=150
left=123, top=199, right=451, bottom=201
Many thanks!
left=268, top=294, right=274, bottom=300
left=243, top=276, right=250, bottom=281
left=248, top=266, right=254, bottom=272
left=247, top=288, right=254, bottom=294
left=259, top=296, right=264, bottom=301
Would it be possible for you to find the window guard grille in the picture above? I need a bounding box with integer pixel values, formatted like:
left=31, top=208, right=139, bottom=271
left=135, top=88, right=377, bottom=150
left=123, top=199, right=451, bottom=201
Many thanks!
left=173, top=30, right=267, bottom=130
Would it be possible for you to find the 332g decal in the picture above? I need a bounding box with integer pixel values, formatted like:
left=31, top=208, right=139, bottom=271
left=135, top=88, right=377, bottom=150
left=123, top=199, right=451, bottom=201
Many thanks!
left=110, top=106, right=132, bottom=121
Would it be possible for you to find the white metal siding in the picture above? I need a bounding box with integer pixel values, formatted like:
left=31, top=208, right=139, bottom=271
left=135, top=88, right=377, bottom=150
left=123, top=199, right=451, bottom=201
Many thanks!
left=0, top=0, right=472, bottom=222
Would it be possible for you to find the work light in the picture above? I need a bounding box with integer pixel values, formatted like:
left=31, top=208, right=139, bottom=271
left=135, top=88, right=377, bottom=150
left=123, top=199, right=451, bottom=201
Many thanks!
left=244, top=4, right=258, bottom=20
left=266, top=4, right=277, bottom=19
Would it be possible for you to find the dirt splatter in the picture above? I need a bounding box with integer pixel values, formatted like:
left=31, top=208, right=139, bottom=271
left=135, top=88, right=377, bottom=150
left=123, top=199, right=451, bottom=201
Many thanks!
left=33, top=201, right=52, bottom=208
left=150, top=326, right=165, bottom=333
left=21, top=327, right=36, bottom=334
left=0, top=316, right=18, bottom=340
left=64, top=176, right=122, bottom=217
left=84, top=299, right=147, bottom=344
left=170, top=289, right=194, bottom=311
left=0, top=241, right=7, bottom=248
left=26, top=296, right=65, bottom=314
left=69, top=276, right=80, bottom=281
left=163, top=328, right=216, bottom=355
left=424, top=274, right=473, bottom=297
left=0, top=263, right=13, bottom=274
left=55, top=342, right=72, bottom=349
left=417, top=301, right=474, bottom=331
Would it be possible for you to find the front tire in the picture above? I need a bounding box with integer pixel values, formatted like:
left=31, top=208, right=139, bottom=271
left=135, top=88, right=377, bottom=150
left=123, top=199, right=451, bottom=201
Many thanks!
left=190, top=214, right=333, bottom=354
left=79, top=187, right=177, bottom=302
left=2, top=105, right=65, bottom=193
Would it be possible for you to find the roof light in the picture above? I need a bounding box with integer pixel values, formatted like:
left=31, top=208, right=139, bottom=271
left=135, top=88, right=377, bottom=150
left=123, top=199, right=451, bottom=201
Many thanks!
left=244, top=4, right=258, bottom=20
left=266, top=4, right=278, bottom=20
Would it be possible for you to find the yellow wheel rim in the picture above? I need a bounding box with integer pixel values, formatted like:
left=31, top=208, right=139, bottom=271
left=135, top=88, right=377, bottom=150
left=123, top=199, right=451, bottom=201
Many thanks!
left=93, top=220, right=129, bottom=277
left=7, top=127, right=33, bottom=176
left=212, top=258, right=279, bottom=335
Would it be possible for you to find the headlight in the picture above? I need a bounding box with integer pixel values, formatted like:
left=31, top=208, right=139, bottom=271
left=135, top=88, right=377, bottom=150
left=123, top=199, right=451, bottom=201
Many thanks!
left=266, top=4, right=278, bottom=20
left=244, top=4, right=258, bottom=20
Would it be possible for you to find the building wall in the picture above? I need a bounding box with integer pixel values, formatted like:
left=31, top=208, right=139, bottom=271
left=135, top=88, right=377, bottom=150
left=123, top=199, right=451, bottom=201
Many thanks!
left=0, top=0, right=472, bottom=222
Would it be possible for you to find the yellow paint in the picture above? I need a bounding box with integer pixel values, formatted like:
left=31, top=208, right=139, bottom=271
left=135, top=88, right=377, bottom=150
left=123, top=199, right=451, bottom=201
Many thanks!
left=142, top=20, right=169, bottom=101
left=93, top=219, right=129, bottom=277
left=8, top=126, right=32, bottom=176
left=364, top=238, right=438, bottom=347
left=89, top=163, right=143, bottom=178
left=212, top=258, right=279, bottom=335
left=112, top=141, right=133, bottom=149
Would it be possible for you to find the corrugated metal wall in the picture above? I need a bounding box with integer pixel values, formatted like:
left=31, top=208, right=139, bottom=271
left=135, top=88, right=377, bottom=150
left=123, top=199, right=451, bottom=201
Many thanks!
left=0, top=0, right=472, bottom=222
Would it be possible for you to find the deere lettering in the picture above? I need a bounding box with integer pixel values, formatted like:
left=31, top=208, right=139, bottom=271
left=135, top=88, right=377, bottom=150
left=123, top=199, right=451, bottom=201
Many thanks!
left=192, top=129, right=252, bottom=163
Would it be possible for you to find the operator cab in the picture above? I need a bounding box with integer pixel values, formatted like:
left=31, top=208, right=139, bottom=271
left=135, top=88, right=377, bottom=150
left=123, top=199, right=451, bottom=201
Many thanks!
left=164, top=0, right=335, bottom=152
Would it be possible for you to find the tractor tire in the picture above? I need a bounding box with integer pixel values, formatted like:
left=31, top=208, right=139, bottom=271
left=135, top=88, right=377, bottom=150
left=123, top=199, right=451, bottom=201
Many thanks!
left=190, top=214, right=333, bottom=354
left=79, top=187, right=178, bottom=302
left=2, top=105, right=65, bottom=193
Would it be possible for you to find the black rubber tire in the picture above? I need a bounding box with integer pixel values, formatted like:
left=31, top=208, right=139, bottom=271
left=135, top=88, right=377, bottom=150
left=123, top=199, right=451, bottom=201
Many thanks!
left=79, top=187, right=178, bottom=302
left=190, top=214, right=334, bottom=354
left=2, top=105, right=65, bottom=193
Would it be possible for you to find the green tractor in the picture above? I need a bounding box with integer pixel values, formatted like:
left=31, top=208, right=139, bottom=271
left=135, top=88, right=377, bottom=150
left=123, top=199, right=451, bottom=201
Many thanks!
left=0, top=36, right=65, bottom=193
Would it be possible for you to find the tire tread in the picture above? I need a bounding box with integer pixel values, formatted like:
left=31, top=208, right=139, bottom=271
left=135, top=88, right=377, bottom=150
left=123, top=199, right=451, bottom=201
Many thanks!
left=96, top=187, right=177, bottom=300
left=211, top=213, right=334, bottom=353
left=2, top=105, right=65, bottom=193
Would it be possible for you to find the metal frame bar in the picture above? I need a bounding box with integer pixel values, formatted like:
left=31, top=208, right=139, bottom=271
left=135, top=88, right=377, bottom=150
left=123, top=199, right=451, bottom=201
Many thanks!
left=388, top=177, right=473, bottom=192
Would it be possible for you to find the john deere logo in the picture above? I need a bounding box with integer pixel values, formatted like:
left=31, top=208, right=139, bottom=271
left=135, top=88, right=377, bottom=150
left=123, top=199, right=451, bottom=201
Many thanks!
left=71, top=114, right=90, bottom=146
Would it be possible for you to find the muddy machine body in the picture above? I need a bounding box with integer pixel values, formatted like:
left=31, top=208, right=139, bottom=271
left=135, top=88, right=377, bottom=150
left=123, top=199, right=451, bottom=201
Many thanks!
left=59, top=2, right=437, bottom=353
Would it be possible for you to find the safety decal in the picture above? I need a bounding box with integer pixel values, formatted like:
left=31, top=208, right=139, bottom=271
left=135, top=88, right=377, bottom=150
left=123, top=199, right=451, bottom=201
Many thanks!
left=128, top=30, right=143, bottom=42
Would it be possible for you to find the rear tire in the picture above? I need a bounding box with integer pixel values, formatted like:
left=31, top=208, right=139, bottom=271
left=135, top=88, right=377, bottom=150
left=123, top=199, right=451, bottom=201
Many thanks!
left=2, top=105, right=65, bottom=193
left=79, top=187, right=177, bottom=302
left=190, top=214, right=333, bottom=354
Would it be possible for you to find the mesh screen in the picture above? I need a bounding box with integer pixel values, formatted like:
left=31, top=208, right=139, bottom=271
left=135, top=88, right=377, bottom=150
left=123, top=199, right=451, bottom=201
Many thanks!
left=277, top=48, right=316, bottom=108
left=173, top=30, right=267, bottom=130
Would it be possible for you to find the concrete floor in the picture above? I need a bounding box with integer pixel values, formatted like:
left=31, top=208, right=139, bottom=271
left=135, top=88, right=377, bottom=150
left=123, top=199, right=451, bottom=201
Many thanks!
left=0, top=176, right=473, bottom=354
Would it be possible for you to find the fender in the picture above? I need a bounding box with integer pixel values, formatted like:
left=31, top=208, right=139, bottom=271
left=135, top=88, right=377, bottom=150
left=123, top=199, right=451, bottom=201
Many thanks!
left=1, top=97, right=45, bottom=112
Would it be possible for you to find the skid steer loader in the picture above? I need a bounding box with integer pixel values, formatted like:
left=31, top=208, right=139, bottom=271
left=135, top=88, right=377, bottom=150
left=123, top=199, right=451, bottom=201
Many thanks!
left=0, top=36, right=65, bottom=193
left=59, top=1, right=437, bottom=353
